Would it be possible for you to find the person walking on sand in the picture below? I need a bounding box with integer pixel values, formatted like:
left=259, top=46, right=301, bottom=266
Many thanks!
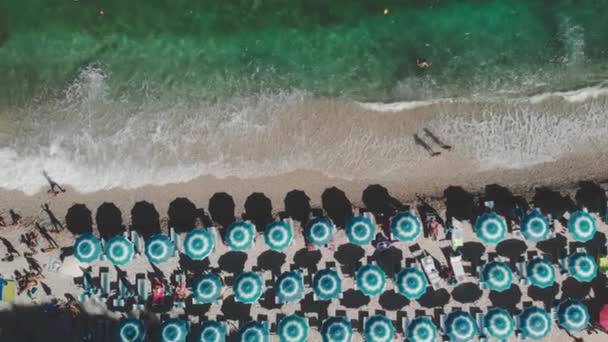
left=42, top=203, right=64, bottom=231
left=43, top=170, right=66, bottom=195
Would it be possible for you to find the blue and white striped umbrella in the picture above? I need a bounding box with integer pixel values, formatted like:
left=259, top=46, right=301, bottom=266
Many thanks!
left=390, top=211, right=422, bottom=242
left=197, top=321, right=226, bottom=342
left=345, top=216, right=375, bottom=246
left=526, top=258, right=556, bottom=288
left=356, top=264, right=386, bottom=297
left=226, top=221, right=256, bottom=251
left=568, top=211, right=597, bottom=242
left=160, top=319, right=188, bottom=342
left=105, top=236, right=135, bottom=266
left=277, top=315, right=309, bottom=342
left=556, top=300, right=590, bottom=332
left=275, top=271, right=305, bottom=303
left=145, top=234, right=175, bottom=264
left=73, top=233, right=103, bottom=264
left=192, top=273, right=224, bottom=304
left=238, top=321, right=269, bottom=342
left=313, top=269, right=343, bottom=300
left=568, top=252, right=598, bottom=282
left=406, top=317, right=437, bottom=342
left=444, top=311, right=478, bottom=342
left=480, top=261, right=513, bottom=292
left=321, top=317, right=353, bottom=342
left=264, top=221, right=294, bottom=251
left=364, top=315, right=395, bottom=342
left=234, top=272, right=264, bottom=304
left=305, top=217, right=335, bottom=247
left=475, top=213, right=507, bottom=244
left=520, top=211, right=550, bottom=242
left=396, top=267, right=428, bottom=300
left=484, top=308, right=515, bottom=340
left=117, top=318, right=145, bottom=342
left=519, top=306, right=551, bottom=340
left=183, top=228, right=215, bottom=260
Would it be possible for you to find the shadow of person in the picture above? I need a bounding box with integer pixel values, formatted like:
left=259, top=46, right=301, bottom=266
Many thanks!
left=95, top=202, right=124, bottom=240
left=413, top=134, right=440, bottom=156
left=130, top=201, right=161, bottom=240
left=244, top=193, right=273, bottom=231
left=65, top=204, right=93, bottom=235
left=321, top=187, right=353, bottom=228
left=208, top=192, right=236, bottom=229
left=284, top=190, right=312, bottom=225
left=167, top=197, right=197, bottom=234
left=423, top=128, right=452, bottom=150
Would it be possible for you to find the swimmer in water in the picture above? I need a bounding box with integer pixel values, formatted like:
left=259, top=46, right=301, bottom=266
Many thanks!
left=417, top=58, right=432, bottom=68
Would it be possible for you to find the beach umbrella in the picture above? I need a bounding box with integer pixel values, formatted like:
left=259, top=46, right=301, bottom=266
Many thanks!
left=312, top=269, right=343, bottom=300
left=599, top=304, right=608, bottom=331
left=390, top=211, right=422, bottom=242
left=183, top=228, right=215, bottom=260
left=226, top=221, right=255, bottom=251
left=483, top=308, right=515, bottom=340
left=567, top=211, right=597, bottom=242
left=275, top=271, right=305, bottom=303
left=406, top=317, right=437, bottom=342
left=526, top=258, right=556, bottom=288
left=277, top=315, right=309, bottom=342
left=144, top=234, right=175, bottom=264
left=305, top=217, right=335, bottom=247
left=557, top=299, right=590, bottom=332
left=395, top=267, right=428, bottom=300
left=356, top=264, right=386, bottom=297
left=364, top=315, right=395, bottom=342
left=117, top=318, right=145, bottom=342
left=519, top=306, right=551, bottom=340
left=475, top=213, right=507, bottom=244
left=238, top=321, right=269, bottom=342
left=444, top=311, right=478, bottom=342
left=197, top=321, right=226, bottom=342
left=568, top=252, right=598, bottom=282
left=192, top=273, right=224, bottom=304
left=520, top=210, right=550, bottom=242
left=321, top=317, right=353, bottom=342
left=480, top=261, right=513, bottom=292
left=104, top=235, right=134, bottom=266
left=345, top=215, right=375, bottom=246
left=73, top=233, right=103, bottom=264
left=264, top=221, right=294, bottom=251
left=160, top=319, right=188, bottom=342
left=233, top=272, right=264, bottom=304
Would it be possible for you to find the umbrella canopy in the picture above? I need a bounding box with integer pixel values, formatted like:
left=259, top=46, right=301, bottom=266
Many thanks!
left=520, top=211, right=550, bottom=242
left=145, top=234, right=175, bottom=264
left=275, top=271, right=305, bottom=303
left=557, top=299, right=590, bottom=332
left=226, top=221, right=256, bottom=251
left=305, top=217, right=335, bottom=247
left=234, top=272, right=264, bottom=304
left=356, top=264, right=386, bottom=297
left=395, top=267, right=428, bottom=300
left=160, top=319, right=188, bottom=342
left=364, top=315, right=395, bottom=342
left=568, top=252, right=598, bottom=282
left=406, top=317, right=437, bottom=342
left=599, top=304, right=608, bottom=331
left=183, top=228, right=215, bottom=260
left=345, top=215, right=375, bottom=246
left=480, top=261, right=513, bottom=292
left=277, top=315, right=309, bottom=342
left=519, top=306, right=551, bottom=340
left=321, top=317, right=353, bottom=342
left=73, top=233, right=103, bottom=264
left=444, top=311, right=478, bottom=342
left=313, top=269, right=343, bottom=300
left=104, top=236, right=135, bottom=266
left=475, top=213, right=507, bottom=244
left=390, top=211, right=422, bottom=242
left=197, top=321, right=226, bottom=342
left=117, top=318, right=145, bottom=342
left=264, top=221, right=294, bottom=251
left=526, top=258, right=556, bottom=288
left=484, top=308, right=515, bottom=340
left=192, top=273, right=224, bottom=304
left=568, top=211, right=597, bottom=242
left=238, top=321, right=269, bottom=342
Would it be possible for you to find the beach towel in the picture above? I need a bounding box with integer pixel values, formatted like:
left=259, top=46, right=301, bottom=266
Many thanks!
left=0, top=279, right=16, bottom=302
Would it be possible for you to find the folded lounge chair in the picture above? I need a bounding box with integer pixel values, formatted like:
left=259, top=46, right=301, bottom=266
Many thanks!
left=79, top=269, right=97, bottom=302
left=133, top=274, right=149, bottom=310
left=113, top=271, right=132, bottom=308
left=173, top=273, right=187, bottom=309
left=450, top=252, right=466, bottom=283
left=99, top=267, right=111, bottom=300
left=130, top=230, right=144, bottom=257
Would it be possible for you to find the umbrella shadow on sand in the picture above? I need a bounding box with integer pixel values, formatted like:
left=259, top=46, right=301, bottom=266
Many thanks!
left=379, top=290, right=409, bottom=311
left=167, top=197, right=197, bottom=234
left=496, top=239, right=527, bottom=263
left=560, top=278, right=592, bottom=300
left=373, top=246, right=403, bottom=280
left=208, top=192, right=236, bottom=230
left=322, top=187, right=353, bottom=228
left=95, top=202, right=125, bottom=240
left=65, top=204, right=93, bottom=235
left=244, top=192, right=273, bottom=231
left=300, top=292, right=330, bottom=316
left=259, top=288, right=283, bottom=310
left=218, top=251, right=248, bottom=274
left=257, top=250, right=286, bottom=275
left=220, top=295, right=252, bottom=321
left=293, top=248, right=322, bottom=271
left=284, top=190, right=312, bottom=226
left=334, top=244, right=364, bottom=276
left=528, top=283, right=560, bottom=310
left=452, top=282, right=483, bottom=304
left=489, top=285, right=522, bottom=313
left=340, top=289, right=370, bottom=309
left=418, top=288, right=451, bottom=308
left=537, top=234, right=568, bottom=263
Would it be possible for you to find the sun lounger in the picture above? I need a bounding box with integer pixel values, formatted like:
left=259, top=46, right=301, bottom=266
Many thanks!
left=476, top=312, right=485, bottom=335
left=173, top=273, right=187, bottom=308
left=113, top=271, right=131, bottom=308
left=134, top=274, right=149, bottom=310
left=421, top=255, right=443, bottom=290
left=450, top=252, right=466, bottom=283
left=451, top=222, right=464, bottom=249
left=130, top=230, right=144, bottom=257
left=170, top=227, right=180, bottom=254
left=99, top=267, right=110, bottom=299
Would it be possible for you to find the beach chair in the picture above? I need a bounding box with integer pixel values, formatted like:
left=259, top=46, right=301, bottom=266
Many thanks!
left=113, top=272, right=131, bottom=308
left=450, top=252, right=466, bottom=283
left=170, top=227, right=180, bottom=254
left=558, top=257, right=569, bottom=274
left=451, top=223, right=464, bottom=249
left=476, top=312, right=485, bottom=334
left=79, top=269, right=97, bottom=302
left=173, top=273, right=187, bottom=309
left=399, top=312, right=409, bottom=337
left=134, top=274, right=149, bottom=310
left=421, top=255, right=443, bottom=290
left=130, top=229, right=144, bottom=257
left=99, top=267, right=111, bottom=299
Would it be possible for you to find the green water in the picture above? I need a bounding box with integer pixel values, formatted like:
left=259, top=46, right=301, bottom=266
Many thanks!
left=2, top=0, right=608, bottom=105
